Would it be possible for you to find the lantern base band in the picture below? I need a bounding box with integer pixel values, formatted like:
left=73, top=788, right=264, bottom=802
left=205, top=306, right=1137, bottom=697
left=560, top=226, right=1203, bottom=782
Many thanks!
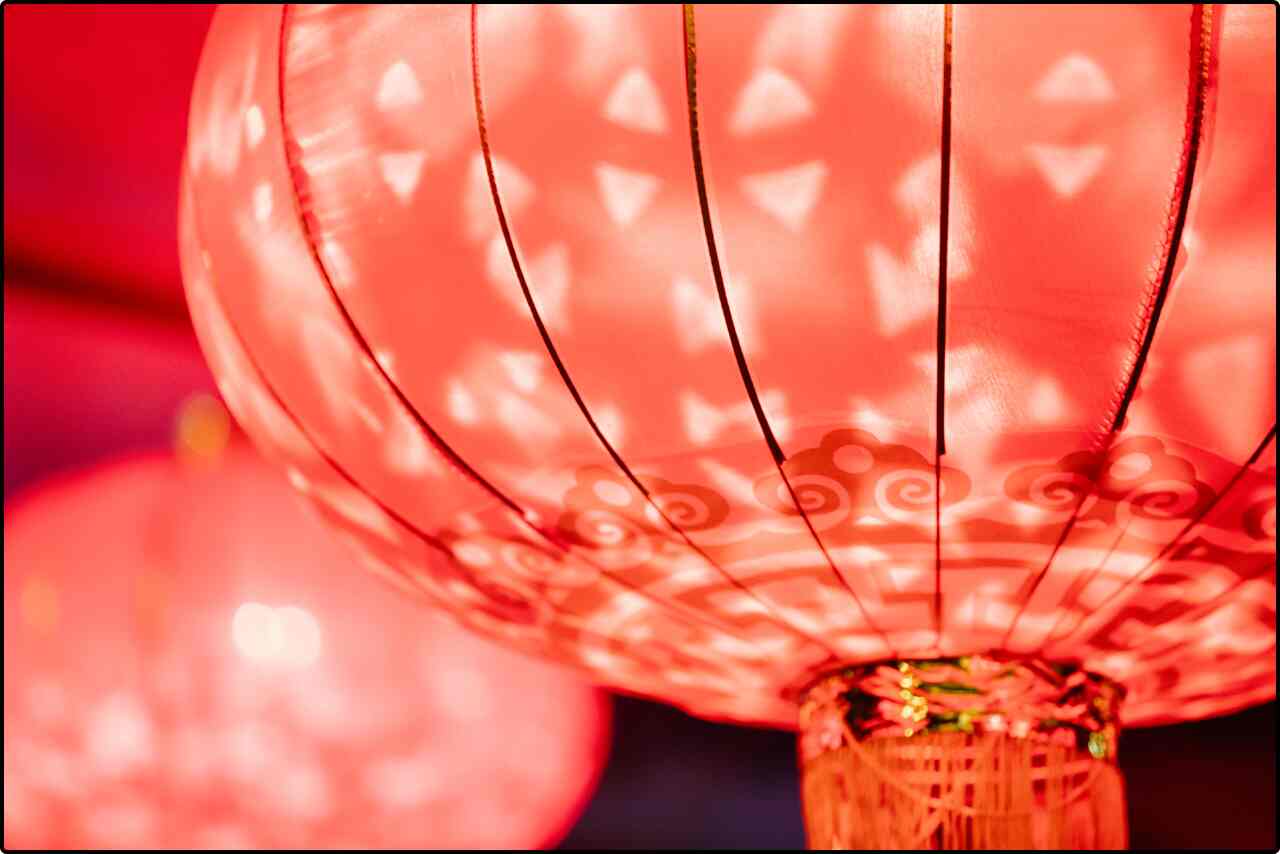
left=796, top=656, right=1126, bottom=850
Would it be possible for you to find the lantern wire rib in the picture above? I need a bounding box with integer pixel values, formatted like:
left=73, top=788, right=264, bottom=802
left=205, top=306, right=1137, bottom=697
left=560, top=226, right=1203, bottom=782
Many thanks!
left=1104, top=2, right=1215, bottom=437
left=183, top=178, right=679, bottom=684
left=1002, top=4, right=1215, bottom=650
left=1044, top=424, right=1276, bottom=654
left=932, top=3, right=954, bottom=648
left=681, top=4, right=895, bottom=656
left=465, top=4, right=844, bottom=660
left=274, top=6, right=782, bottom=653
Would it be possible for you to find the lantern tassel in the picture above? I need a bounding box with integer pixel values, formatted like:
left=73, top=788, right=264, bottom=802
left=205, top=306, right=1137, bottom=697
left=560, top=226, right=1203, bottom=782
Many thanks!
left=800, top=732, right=1127, bottom=850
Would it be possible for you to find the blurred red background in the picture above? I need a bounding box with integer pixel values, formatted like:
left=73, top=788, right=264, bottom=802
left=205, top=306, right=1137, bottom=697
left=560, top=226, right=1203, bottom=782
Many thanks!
left=4, top=5, right=1275, bottom=848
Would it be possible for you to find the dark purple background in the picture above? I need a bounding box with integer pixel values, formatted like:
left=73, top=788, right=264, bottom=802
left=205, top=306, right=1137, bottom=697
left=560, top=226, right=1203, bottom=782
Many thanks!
left=4, top=5, right=1275, bottom=848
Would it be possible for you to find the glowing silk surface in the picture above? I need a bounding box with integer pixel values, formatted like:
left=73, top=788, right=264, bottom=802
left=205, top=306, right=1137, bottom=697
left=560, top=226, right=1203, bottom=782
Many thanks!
left=180, top=4, right=1275, bottom=729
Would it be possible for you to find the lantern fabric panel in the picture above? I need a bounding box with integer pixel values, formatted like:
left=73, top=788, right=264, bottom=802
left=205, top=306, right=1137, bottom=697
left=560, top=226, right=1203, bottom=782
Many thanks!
left=181, top=2, right=1275, bottom=732
left=282, top=3, right=887, bottom=667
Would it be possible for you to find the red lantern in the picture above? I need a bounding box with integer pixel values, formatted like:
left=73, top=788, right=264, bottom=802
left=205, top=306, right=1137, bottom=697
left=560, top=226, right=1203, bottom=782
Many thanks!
left=179, top=5, right=1275, bottom=848
left=3, top=451, right=609, bottom=849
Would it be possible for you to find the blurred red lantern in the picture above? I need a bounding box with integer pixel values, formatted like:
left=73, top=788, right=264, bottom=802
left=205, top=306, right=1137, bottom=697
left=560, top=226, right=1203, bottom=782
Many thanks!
left=180, top=5, right=1275, bottom=849
left=3, top=450, right=609, bottom=849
